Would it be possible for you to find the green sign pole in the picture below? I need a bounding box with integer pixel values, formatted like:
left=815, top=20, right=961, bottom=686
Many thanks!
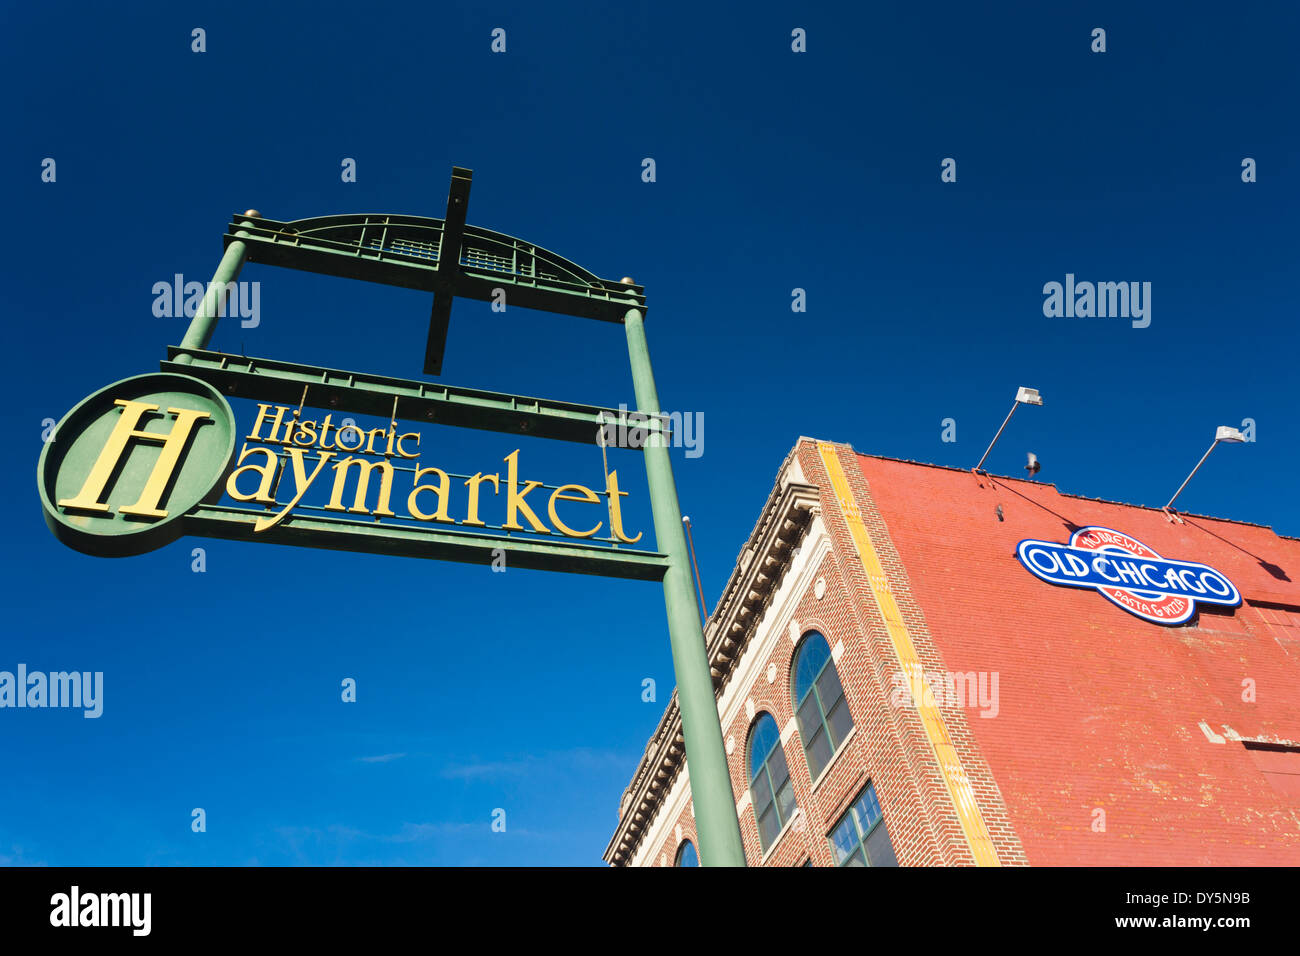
left=41, top=168, right=749, bottom=866
left=174, top=215, right=258, bottom=364
left=623, top=302, right=747, bottom=867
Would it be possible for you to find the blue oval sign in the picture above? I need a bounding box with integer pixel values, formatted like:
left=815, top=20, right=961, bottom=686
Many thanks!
left=1016, top=526, right=1241, bottom=625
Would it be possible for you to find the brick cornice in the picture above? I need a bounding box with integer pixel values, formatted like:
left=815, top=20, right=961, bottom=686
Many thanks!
left=604, top=448, right=820, bottom=866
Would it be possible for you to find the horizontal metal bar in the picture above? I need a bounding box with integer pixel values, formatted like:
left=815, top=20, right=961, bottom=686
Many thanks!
left=163, top=348, right=667, bottom=446
left=226, top=222, right=644, bottom=322
left=185, top=505, right=671, bottom=581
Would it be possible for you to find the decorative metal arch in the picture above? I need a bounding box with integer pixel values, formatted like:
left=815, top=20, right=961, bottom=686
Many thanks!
left=223, top=168, right=645, bottom=374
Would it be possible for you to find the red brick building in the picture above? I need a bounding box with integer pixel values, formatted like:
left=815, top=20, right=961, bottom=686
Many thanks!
left=604, top=439, right=1300, bottom=866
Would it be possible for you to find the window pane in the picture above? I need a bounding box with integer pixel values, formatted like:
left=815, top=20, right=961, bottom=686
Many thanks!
left=775, top=778, right=797, bottom=823
left=768, top=742, right=791, bottom=790
left=751, top=766, right=773, bottom=816
left=748, top=714, right=779, bottom=781
left=825, top=695, right=853, bottom=748
left=829, top=817, right=858, bottom=865
left=794, top=634, right=831, bottom=704
left=854, top=786, right=883, bottom=833
left=757, top=806, right=780, bottom=849
left=676, top=841, right=699, bottom=867
left=806, top=727, right=832, bottom=780
left=842, top=848, right=867, bottom=867
left=796, top=694, right=822, bottom=744
left=864, top=821, right=899, bottom=867
left=815, top=659, right=844, bottom=703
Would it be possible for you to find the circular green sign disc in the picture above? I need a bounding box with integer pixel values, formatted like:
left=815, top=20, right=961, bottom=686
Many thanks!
left=37, top=373, right=237, bottom=557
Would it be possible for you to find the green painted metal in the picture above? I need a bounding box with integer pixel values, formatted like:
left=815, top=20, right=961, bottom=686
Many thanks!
left=423, top=167, right=473, bottom=373
left=187, top=504, right=671, bottom=580
left=220, top=211, right=645, bottom=326
left=39, top=166, right=748, bottom=867
left=37, top=373, right=237, bottom=557
left=623, top=304, right=748, bottom=868
left=160, top=347, right=667, bottom=447
left=175, top=219, right=257, bottom=363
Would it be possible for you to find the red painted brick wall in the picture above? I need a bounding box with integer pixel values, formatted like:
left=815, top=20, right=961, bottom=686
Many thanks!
left=855, top=453, right=1300, bottom=865
left=646, top=442, right=1029, bottom=867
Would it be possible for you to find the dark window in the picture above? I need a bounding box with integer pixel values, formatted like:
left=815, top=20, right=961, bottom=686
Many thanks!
left=828, top=782, right=898, bottom=867
left=747, top=712, right=798, bottom=853
left=792, top=631, right=854, bottom=780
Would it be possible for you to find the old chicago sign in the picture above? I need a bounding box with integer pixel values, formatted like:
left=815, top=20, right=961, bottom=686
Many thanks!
left=1016, top=526, right=1241, bottom=625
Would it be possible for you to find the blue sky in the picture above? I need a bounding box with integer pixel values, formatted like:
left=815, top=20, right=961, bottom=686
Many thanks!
left=2, top=1, right=1297, bottom=865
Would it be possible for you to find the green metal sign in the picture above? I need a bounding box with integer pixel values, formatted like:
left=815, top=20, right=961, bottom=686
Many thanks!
left=38, top=373, right=236, bottom=557
left=36, top=167, right=748, bottom=867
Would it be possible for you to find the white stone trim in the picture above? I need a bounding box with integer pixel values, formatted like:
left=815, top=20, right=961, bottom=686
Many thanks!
left=781, top=716, right=798, bottom=745
left=716, top=516, right=831, bottom=740
left=629, top=757, right=692, bottom=868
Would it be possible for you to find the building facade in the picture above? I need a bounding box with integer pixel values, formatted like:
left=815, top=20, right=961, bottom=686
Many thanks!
left=604, top=439, right=1300, bottom=866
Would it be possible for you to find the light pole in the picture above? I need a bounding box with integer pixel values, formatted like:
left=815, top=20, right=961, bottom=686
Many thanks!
left=1164, top=426, right=1246, bottom=519
left=974, top=386, right=1043, bottom=474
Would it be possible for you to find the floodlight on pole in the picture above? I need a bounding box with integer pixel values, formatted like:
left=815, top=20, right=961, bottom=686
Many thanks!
left=973, top=387, right=1044, bottom=474
left=1163, top=426, right=1246, bottom=519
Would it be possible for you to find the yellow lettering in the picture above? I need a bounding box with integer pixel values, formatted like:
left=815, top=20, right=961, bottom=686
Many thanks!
left=396, top=432, right=421, bottom=458
left=335, top=425, right=366, bottom=453
left=408, top=466, right=454, bottom=522
left=364, top=426, right=388, bottom=456
left=254, top=448, right=334, bottom=532
left=605, top=469, right=642, bottom=543
left=292, top=419, right=318, bottom=446
left=501, top=449, right=549, bottom=533
left=324, top=457, right=396, bottom=516
left=59, top=399, right=212, bottom=519
left=547, top=484, right=602, bottom=538
left=225, top=444, right=279, bottom=504
left=247, top=403, right=287, bottom=443
left=462, top=472, right=500, bottom=527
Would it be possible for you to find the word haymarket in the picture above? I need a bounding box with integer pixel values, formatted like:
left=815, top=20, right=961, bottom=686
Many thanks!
left=1042, top=274, right=1151, bottom=328
left=0, top=665, right=103, bottom=718
left=227, top=403, right=643, bottom=539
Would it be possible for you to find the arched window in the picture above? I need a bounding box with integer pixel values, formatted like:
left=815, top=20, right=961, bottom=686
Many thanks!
left=674, top=840, right=699, bottom=867
left=792, top=631, right=853, bottom=780
left=747, top=712, right=797, bottom=853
